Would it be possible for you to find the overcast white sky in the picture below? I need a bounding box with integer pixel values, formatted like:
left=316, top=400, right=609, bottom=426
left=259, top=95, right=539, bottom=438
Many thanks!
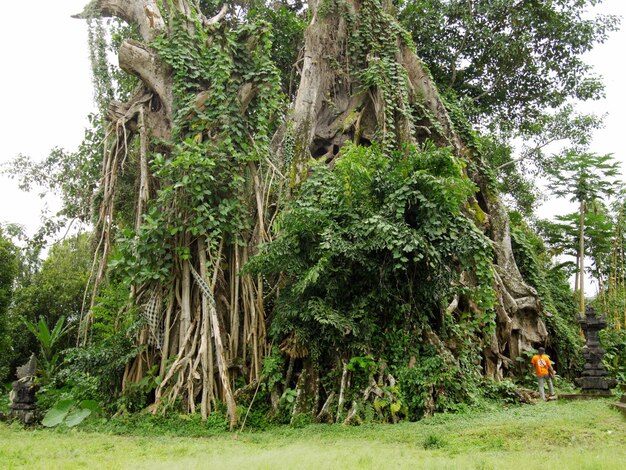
left=0, top=1, right=625, bottom=244
left=0, top=1, right=93, bottom=236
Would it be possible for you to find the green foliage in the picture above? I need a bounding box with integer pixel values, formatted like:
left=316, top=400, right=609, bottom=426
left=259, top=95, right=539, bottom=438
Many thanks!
left=8, top=233, right=92, bottom=373
left=83, top=410, right=229, bottom=437
left=251, top=142, right=494, bottom=356
left=551, top=201, right=615, bottom=284
left=41, top=398, right=74, bottom=427
left=250, top=142, right=495, bottom=416
left=290, top=412, right=313, bottom=428
left=280, top=388, right=297, bottom=409
left=87, top=19, right=115, bottom=117
left=594, top=194, right=626, bottom=329
left=23, top=315, right=71, bottom=383
left=42, top=399, right=100, bottom=429
left=400, top=0, right=620, bottom=131
left=547, top=151, right=620, bottom=313
left=599, top=329, right=626, bottom=390
left=596, top=286, right=626, bottom=337
left=518, top=105, right=605, bottom=172
left=346, top=355, right=376, bottom=374
left=117, top=365, right=161, bottom=414
left=395, top=345, right=478, bottom=418
left=0, top=229, right=18, bottom=382
left=111, top=12, right=284, bottom=285
left=479, top=378, right=521, bottom=404
left=548, top=151, right=620, bottom=205
left=261, top=346, right=286, bottom=393
left=510, top=216, right=583, bottom=377
left=477, top=134, right=540, bottom=216
left=479, top=106, right=606, bottom=216
left=89, top=282, right=137, bottom=339
left=55, top=320, right=143, bottom=412
left=249, top=2, right=307, bottom=96
left=32, top=281, right=144, bottom=413
left=423, top=433, right=446, bottom=449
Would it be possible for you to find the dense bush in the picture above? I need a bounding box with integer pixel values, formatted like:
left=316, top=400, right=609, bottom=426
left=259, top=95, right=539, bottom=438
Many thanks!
left=600, top=329, right=626, bottom=390
left=0, top=229, right=18, bottom=383
left=249, top=142, right=495, bottom=418
left=8, top=234, right=92, bottom=375
left=36, top=282, right=143, bottom=413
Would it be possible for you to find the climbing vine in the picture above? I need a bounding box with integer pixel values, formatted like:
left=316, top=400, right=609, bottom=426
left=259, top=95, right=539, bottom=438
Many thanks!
left=248, top=142, right=495, bottom=417
left=56, top=0, right=554, bottom=425
left=112, top=13, right=284, bottom=283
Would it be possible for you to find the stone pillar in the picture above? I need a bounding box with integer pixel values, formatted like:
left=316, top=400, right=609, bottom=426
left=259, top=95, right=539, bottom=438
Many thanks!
left=575, top=306, right=617, bottom=396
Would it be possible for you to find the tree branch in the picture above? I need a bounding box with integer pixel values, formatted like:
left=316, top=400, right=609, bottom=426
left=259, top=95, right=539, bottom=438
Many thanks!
left=202, top=4, right=228, bottom=27
left=496, top=138, right=559, bottom=171
left=119, top=39, right=173, bottom=119
left=73, top=0, right=165, bottom=43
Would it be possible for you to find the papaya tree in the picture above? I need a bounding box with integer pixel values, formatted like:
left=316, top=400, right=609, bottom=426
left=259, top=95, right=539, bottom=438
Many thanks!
left=548, top=151, right=620, bottom=315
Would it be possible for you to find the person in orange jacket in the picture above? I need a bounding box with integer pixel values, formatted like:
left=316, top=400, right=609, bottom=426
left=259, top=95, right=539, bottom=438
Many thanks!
left=531, top=347, right=556, bottom=401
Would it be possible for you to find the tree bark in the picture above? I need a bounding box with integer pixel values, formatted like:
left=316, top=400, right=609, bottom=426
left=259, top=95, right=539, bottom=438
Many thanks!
left=74, top=0, right=165, bottom=43
left=283, top=0, right=546, bottom=380
left=205, top=248, right=238, bottom=430
left=79, top=0, right=547, bottom=418
left=118, top=40, right=173, bottom=121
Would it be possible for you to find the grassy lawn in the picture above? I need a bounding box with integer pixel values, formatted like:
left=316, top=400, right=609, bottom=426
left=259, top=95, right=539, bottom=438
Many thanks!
left=1, top=399, right=624, bottom=469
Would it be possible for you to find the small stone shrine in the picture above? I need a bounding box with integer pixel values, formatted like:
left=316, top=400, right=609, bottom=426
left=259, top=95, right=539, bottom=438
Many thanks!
left=574, top=306, right=617, bottom=396
left=8, top=354, right=39, bottom=424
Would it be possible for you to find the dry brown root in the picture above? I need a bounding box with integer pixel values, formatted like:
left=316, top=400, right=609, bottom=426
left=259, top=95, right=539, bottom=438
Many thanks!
left=75, top=0, right=278, bottom=428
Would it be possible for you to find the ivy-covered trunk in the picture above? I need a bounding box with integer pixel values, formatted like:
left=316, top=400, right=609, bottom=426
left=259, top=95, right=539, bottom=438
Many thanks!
left=279, top=0, right=547, bottom=400
left=76, top=0, right=546, bottom=425
left=75, top=0, right=284, bottom=429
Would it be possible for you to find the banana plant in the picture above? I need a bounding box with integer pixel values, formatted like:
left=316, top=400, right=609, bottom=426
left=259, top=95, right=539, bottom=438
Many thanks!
left=23, top=315, right=71, bottom=382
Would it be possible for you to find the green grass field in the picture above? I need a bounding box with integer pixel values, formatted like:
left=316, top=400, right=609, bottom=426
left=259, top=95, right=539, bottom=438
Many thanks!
left=1, top=399, right=624, bottom=469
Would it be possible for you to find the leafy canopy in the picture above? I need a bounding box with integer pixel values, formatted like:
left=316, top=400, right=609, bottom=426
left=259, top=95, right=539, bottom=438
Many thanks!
left=548, top=151, right=620, bottom=203
left=400, top=0, right=620, bottom=131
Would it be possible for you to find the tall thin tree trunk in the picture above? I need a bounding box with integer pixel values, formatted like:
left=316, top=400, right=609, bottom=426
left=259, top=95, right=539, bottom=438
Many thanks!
left=579, top=200, right=586, bottom=316
left=575, top=253, right=580, bottom=293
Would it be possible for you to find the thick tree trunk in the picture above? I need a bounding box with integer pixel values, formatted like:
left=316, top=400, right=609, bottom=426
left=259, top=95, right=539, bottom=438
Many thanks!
left=282, top=0, right=546, bottom=383
left=76, top=0, right=271, bottom=422
left=79, top=0, right=546, bottom=419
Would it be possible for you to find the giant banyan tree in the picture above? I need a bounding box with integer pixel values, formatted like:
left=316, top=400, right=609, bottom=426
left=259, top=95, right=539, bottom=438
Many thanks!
left=74, top=0, right=547, bottom=427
